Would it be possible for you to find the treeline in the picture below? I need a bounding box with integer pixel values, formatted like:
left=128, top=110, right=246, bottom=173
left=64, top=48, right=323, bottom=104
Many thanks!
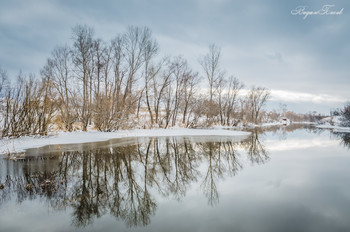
left=1, top=25, right=274, bottom=137
left=267, top=109, right=325, bottom=123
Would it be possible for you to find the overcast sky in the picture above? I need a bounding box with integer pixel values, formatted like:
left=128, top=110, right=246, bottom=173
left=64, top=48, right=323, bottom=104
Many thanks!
left=0, top=0, right=349, bottom=114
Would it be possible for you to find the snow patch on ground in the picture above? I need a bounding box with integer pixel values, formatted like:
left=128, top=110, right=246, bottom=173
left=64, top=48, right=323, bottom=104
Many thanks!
left=0, top=128, right=250, bottom=155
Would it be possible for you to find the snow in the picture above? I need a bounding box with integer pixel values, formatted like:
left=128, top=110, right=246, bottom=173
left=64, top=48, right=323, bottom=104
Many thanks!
left=0, top=128, right=250, bottom=155
left=316, top=124, right=350, bottom=133
left=212, top=121, right=314, bottom=129
left=320, top=116, right=343, bottom=125
left=261, top=121, right=315, bottom=127
left=317, top=116, right=350, bottom=133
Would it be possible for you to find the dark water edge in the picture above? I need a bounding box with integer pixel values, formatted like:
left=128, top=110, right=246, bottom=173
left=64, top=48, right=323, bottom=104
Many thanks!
left=0, top=124, right=350, bottom=232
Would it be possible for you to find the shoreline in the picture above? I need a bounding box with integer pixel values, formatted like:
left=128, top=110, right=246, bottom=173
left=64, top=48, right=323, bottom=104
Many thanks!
left=0, top=128, right=250, bottom=155
left=316, top=124, right=350, bottom=133
left=2, top=122, right=346, bottom=155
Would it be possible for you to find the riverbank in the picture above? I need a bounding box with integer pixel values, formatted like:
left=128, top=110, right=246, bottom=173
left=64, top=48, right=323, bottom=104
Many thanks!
left=0, top=128, right=250, bottom=155
left=317, top=115, right=350, bottom=133
left=316, top=124, right=350, bottom=133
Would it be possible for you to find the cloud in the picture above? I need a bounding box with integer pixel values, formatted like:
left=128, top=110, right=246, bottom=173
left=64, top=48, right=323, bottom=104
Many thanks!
left=266, top=52, right=284, bottom=62
left=0, top=0, right=349, bottom=113
left=271, top=90, right=346, bottom=104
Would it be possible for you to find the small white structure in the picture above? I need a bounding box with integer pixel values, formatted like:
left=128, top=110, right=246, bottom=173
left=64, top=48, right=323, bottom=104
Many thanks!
left=281, top=117, right=290, bottom=125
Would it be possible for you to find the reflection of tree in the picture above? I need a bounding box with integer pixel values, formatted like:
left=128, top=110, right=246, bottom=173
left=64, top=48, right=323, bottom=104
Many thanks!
left=201, top=142, right=220, bottom=206
left=259, top=124, right=318, bottom=135
left=0, top=135, right=263, bottom=228
left=199, top=140, right=242, bottom=206
left=241, top=129, right=269, bottom=164
left=66, top=146, right=158, bottom=228
left=0, top=169, right=67, bottom=210
left=165, top=137, right=199, bottom=199
left=333, top=132, right=350, bottom=149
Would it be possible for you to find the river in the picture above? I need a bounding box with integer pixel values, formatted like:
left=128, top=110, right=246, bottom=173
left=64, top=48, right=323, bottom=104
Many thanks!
left=0, top=124, right=349, bottom=232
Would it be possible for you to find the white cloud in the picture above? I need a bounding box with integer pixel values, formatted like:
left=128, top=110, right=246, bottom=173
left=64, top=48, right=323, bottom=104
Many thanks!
left=271, top=89, right=346, bottom=104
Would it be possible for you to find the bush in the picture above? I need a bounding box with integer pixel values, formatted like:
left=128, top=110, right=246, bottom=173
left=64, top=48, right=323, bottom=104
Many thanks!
left=341, top=103, right=350, bottom=127
left=330, top=109, right=341, bottom=116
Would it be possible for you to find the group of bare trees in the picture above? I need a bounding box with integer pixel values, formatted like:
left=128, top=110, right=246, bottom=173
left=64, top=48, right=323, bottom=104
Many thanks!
left=0, top=71, right=56, bottom=137
left=198, top=44, right=270, bottom=125
left=0, top=24, right=271, bottom=137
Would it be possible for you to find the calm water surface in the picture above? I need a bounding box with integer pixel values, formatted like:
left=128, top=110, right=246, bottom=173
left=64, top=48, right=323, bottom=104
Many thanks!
left=0, top=125, right=350, bottom=232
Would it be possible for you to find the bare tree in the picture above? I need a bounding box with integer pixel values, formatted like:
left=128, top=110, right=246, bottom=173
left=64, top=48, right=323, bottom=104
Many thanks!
left=246, top=86, right=270, bottom=124
left=223, top=77, right=244, bottom=125
left=170, top=56, right=187, bottom=126
left=163, top=82, right=173, bottom=128
left=42, top=45, right=76, bottom=131
left=93, top=36, right=126, bottom=131
left=0, top=67, right=9, bottom=95
left=0, top=67, right=9, bottom=136
left=71, top=25, right=95, bottom=131
left=91, top=38, right=113, bottom=130
left=37, top=74, right=56, bottom=135
left=122, top=26, right=153, bottom=106
left=143, top=34, right=159, bottom=125
left=216, top=75, right=226, bottom=125
left=199, top=44, right=225, bottom=119
left=109, top=35, right=127, bottom=128
left=92, top=38, right=106, bottom=100
left=181, top=70, right=198, bottom=127
left=153, top=59, right=171, bottom=126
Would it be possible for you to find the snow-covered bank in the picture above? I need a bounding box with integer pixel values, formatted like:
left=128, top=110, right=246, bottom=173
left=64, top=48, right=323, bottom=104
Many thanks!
left=316, top=116, right=350, bottom=133
left=316, top=124, right=350, bottom=133
left=212, top=121, right=315, bottom=129
left=260, top=121, right=315, bottom=127
left=0, top=128, right=250, bottom=155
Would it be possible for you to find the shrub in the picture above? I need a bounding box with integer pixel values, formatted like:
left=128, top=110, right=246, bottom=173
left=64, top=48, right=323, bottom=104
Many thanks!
left=341, top=103, right=350, bottom=127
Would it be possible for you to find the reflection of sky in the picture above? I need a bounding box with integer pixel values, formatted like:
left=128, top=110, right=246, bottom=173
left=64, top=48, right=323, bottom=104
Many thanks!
left=152, top=130, right=350, bottom=232
left=265, top=138, right=339, bottom=151
left=218, top=151, right=350, bottom=231
left=234, top=138, right=338, bottom=152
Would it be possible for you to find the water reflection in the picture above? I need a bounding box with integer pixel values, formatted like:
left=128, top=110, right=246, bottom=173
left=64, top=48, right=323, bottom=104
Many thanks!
left=258, top=123, right=321, bottom=139
left=0, top=134, right=270, bottom=228
left=242, top=128, right=269, bottom=164
left=1, top=125, right=326, bottom=229
left=333, top=132, right=350, bottom=149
